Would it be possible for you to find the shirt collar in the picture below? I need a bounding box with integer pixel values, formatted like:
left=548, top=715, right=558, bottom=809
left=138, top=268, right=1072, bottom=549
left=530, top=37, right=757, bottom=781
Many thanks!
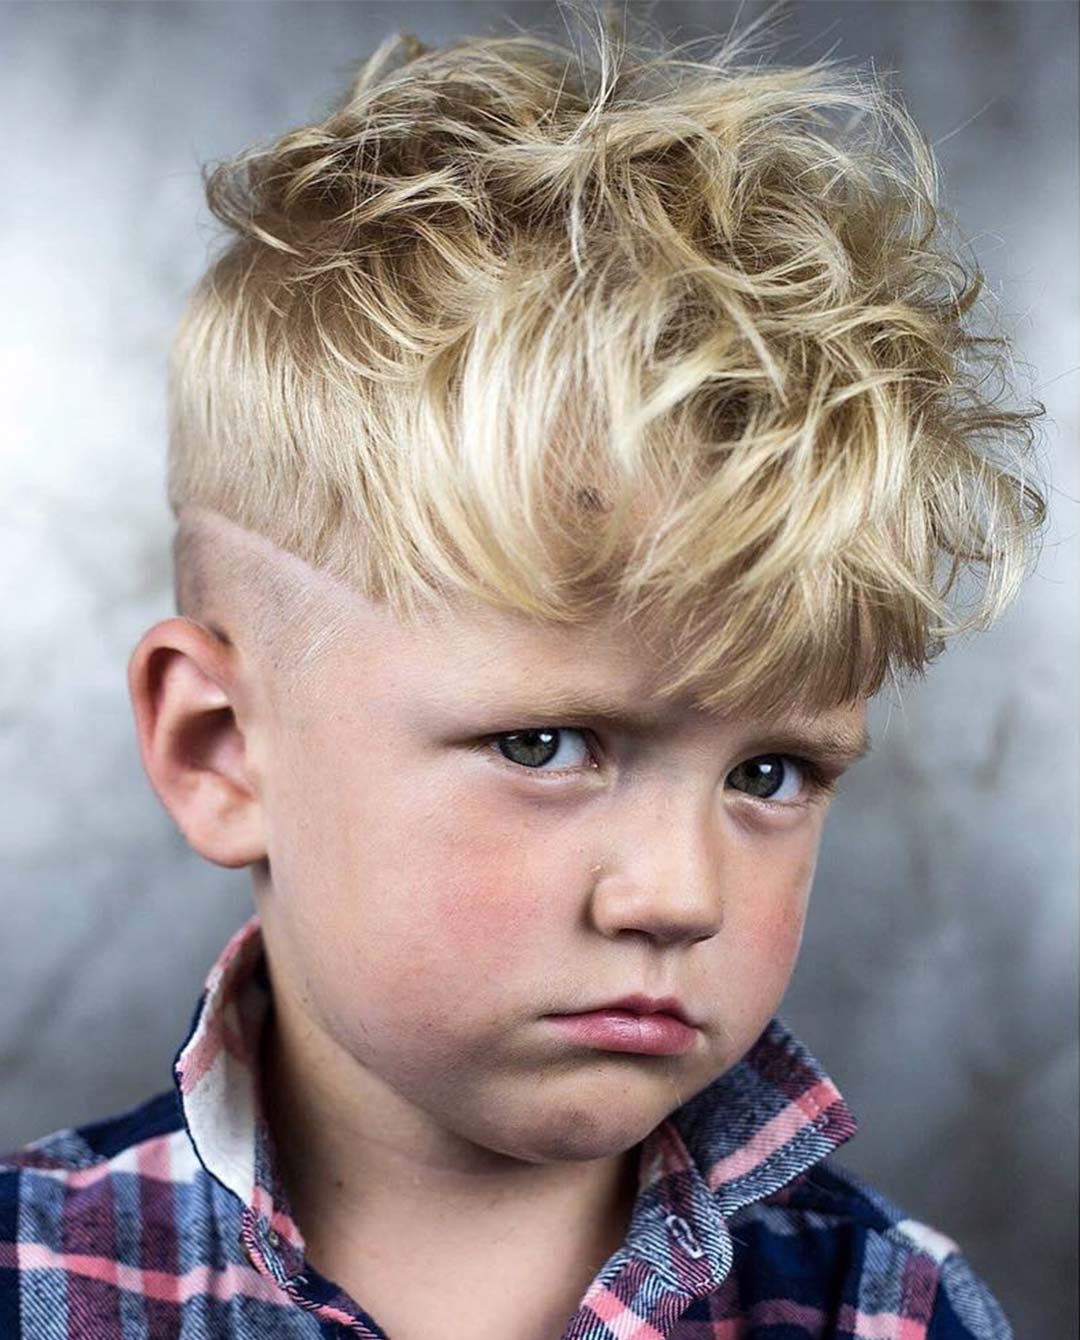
left=174, top=914, right=858, bottom=1294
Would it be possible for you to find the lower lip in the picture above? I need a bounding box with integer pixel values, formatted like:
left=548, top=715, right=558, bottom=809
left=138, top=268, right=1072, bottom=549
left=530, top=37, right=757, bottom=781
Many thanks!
left=545, top=1010, right=698, bottom=1056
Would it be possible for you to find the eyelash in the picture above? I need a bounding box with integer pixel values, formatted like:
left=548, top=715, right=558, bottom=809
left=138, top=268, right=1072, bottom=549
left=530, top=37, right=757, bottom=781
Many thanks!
left=474, top=726, right=839, bottom=809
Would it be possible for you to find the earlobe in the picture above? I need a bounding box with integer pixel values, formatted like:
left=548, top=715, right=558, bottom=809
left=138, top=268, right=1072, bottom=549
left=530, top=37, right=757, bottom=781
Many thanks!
left=127, top=617, right=267, bottom=869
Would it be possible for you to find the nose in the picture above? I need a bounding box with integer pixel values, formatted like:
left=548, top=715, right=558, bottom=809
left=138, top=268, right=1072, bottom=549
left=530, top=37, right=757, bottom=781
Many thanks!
left=587, top=786, right=724, bottom=946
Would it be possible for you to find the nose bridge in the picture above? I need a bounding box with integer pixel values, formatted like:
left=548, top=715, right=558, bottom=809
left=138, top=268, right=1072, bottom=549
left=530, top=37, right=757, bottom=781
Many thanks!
left=591, top=772, right=724, bottom=944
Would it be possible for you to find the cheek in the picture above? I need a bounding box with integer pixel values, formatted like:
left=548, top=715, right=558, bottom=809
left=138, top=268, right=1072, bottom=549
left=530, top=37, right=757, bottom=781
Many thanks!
left=421, top=817, right=559, bottom=962
left=730, top=844, right=817, bottom=969
left=704, top=845, right=819, bottom=1052
left=344, top=778, right=561, bottom=980
left=745, top=899, right=808, bottom=970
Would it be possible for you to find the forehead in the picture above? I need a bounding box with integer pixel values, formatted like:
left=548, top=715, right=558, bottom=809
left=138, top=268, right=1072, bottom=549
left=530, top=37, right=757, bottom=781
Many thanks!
left=357, top=595, right=869, bottom=756
left=369, top=596, right=662, bottom=698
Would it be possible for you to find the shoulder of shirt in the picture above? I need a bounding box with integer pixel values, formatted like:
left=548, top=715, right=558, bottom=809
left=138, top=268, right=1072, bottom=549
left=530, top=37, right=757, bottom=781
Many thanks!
left=1, top=1090, right=194, bottom=1332
left=726, top=1157, right=1014, bottom=1339
left=1, top=1088, right=189, bottom=1277
left=0, top=1087, right=185, bottom=1179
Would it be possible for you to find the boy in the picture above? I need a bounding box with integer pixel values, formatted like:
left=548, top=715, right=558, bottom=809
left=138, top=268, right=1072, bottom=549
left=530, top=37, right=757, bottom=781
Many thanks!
left=1, top=16, right=1045, bottom=1340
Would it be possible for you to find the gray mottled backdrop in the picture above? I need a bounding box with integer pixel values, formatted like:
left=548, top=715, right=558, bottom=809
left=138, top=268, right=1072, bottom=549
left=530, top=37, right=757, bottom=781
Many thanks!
left=2, top=2, right=1076, bottom=1335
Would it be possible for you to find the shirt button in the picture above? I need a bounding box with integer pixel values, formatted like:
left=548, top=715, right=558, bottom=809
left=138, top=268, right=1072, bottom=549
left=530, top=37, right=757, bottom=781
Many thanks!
left=265, top=1227, right=282, bottom=1250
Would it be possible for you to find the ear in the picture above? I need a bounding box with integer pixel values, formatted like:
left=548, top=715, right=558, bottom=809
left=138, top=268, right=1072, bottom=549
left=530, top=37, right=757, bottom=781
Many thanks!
left=127, top=617, right=267, bottom=868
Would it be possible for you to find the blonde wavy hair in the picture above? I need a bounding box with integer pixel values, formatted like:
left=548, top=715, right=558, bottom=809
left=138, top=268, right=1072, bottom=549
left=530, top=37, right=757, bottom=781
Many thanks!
left=167, top=12, right=1047, bottom=719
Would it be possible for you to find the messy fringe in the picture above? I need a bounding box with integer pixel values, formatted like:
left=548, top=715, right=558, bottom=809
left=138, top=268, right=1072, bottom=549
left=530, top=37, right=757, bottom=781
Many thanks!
left=167, top=8, right=1047, bottom=718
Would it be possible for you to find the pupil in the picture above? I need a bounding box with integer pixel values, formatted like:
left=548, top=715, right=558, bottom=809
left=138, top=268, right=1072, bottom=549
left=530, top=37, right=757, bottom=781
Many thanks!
left=738, top=756, right=783, bottom=798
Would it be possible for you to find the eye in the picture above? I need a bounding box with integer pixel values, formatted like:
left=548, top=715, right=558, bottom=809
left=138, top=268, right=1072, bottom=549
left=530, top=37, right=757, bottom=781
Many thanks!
left=726, top=754, right=825, bottom=806
left=490, top=727, right=594, bottom=775
left=483, top=731, right=834, bottom=807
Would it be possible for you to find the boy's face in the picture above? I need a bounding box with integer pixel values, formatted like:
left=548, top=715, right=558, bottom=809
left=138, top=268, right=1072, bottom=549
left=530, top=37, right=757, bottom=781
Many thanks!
left=244, top=592, right=868, bottom=1166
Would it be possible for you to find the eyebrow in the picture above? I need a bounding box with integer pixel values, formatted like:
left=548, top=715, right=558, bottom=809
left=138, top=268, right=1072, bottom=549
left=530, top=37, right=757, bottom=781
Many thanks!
left=467, top=689, right=873, bottom=765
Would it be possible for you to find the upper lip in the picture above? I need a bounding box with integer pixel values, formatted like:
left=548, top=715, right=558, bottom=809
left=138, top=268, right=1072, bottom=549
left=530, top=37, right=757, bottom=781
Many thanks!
left=570, top=994, right=697, bottom=1027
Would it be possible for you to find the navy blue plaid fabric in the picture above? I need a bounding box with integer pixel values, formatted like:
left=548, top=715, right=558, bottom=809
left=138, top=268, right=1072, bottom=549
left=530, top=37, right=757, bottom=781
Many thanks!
left=1, top=916, right=1012, bottom=1338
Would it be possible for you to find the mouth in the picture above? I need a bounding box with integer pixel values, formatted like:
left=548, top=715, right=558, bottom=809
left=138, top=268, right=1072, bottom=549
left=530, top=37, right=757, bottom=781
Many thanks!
left=543, top=1007, right=698, bottom=1056
left=576, top=994, right=697, bottom=1027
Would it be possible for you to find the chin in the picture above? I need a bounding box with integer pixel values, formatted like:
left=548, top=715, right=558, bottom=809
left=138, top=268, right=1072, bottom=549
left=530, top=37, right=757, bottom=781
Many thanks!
left=478, top=1101, right=660, bottom=1166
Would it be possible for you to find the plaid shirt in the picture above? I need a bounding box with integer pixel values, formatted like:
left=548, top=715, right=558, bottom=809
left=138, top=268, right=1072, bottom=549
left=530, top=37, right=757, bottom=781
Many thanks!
left=1, top=915, right=1012, bottom=1339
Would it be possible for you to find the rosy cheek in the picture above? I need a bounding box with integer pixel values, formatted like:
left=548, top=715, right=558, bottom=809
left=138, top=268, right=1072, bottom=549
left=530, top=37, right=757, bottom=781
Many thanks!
left=424, top=800, right=556, bottom=948
left=431, top=867, right=533, bottom=952
left=734, top=863, right=814, bottom=968
left=761, top=907, right=807, bottom=970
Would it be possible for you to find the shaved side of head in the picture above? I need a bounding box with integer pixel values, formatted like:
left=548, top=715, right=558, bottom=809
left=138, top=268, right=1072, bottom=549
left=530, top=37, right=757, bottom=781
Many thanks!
left=171, top=507, right=364, bottom=712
